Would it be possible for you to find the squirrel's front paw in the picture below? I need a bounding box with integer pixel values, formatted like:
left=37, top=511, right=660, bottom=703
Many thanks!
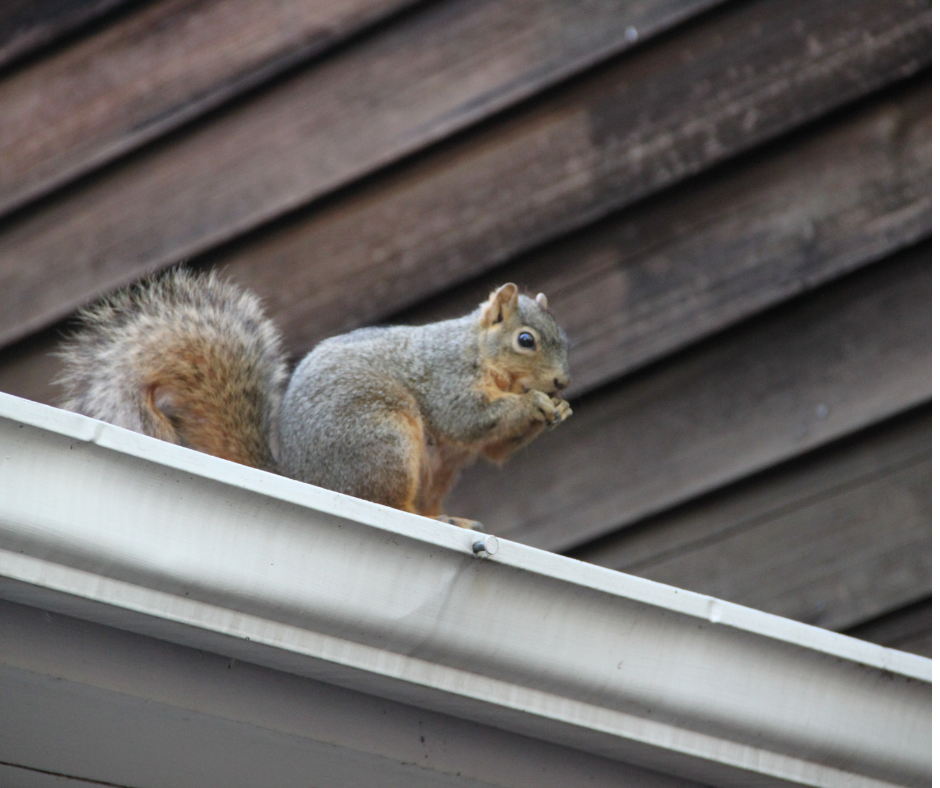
left=549, top=396, right=573, bottom=428
left=529, top=390, right=572, bottom=426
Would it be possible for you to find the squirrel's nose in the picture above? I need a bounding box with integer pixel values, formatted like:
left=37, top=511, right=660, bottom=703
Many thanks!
left=554, top=375, right=570, bottom=392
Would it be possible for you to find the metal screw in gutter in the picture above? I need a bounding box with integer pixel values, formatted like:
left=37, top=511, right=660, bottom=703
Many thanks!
left=473, top=535, right=499, bottom=558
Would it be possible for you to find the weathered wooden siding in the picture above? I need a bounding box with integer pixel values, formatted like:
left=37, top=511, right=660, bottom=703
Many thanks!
left=0, top=0, right=136, bottom=71
left=573, top=407, right=931, bottom=632
left=0, top=0, right=929, bottom=656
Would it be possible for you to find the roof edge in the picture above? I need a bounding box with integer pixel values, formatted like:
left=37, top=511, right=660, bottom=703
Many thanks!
left=0, top=392, right=930, bottom=788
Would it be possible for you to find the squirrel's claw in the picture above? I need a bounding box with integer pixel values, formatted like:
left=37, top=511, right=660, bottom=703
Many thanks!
left=548, top=396, right=573, bottom=428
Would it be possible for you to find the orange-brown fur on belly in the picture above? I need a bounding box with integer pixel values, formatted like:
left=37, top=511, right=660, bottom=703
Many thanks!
left=391, top=409, right=427, bottom=514
left=389, top=407, right=477, bottom=518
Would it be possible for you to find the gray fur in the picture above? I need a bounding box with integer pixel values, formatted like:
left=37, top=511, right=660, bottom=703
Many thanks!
left=279, top=293, right=571, bottom=506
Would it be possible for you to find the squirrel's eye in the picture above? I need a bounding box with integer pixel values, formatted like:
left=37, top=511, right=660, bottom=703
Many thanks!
left=517, top=332, right=536, bottom=350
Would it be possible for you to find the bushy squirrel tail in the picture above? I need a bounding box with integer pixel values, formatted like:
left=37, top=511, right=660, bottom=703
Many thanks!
left=56, top=267, right=288, bottom=471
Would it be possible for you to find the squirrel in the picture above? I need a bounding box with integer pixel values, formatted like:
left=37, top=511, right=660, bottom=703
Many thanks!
left=56, top=268, right=572, bottom=529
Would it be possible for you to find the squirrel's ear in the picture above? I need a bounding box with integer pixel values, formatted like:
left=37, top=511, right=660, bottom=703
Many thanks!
left=536, top=293, right=549, bottom=310
left=480, top=283, right=519, bottom=327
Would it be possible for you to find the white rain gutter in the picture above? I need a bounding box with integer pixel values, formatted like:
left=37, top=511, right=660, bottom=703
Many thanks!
left=0, top=392, right=930, bottom=788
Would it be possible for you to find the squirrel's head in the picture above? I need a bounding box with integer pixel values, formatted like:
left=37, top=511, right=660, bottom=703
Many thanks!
left=477, top=283, right=571, bottom=396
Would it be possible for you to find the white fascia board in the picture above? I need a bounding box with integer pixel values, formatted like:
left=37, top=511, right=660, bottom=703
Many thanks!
left=0, top=391, right=930, bottom=788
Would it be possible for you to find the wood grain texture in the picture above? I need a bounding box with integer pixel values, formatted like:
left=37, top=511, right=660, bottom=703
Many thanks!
left=0, top=0, right=727, bottom=348
left=0, top=326, right=62, bottom=406
left=845, top=597, right=931, bottom=657
left=218, top=0, right=931, bottom=357
left=0, top=0, right=135, bottom=71
left=0, top=0, right=421, bottom=216
left=622, top=452, right=930, bottom=632
left=0, top=80, right=930, bottom=410
left=573, top=408, right=931, bottom=632
left=445, top=244, right=931, bottom=552
left=399, top=78, right=931, bottom=398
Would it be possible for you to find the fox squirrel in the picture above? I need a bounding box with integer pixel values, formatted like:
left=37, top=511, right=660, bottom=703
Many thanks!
left=57, top=268, right=572, bottom=528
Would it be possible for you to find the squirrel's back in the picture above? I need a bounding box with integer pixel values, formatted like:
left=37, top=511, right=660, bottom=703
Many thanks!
left=57, top=268, right=287, bottom=470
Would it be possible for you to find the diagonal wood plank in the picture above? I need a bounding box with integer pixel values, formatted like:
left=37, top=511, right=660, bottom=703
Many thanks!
left=0, top=0, right=423, bottom=216
left=617, top=446, right=931, bottom=633
left=572, top=408, right=931, bottom=633
left=844, top=597, right=931, bottom=657
left=0, top=0, right=135, bottom=71
left=398, top=78, right=931, bottom=398
left=445, top=244, right=931, bottom=552
left=0, top=327, right=62, bottom=406
left=0, top=78, right=930, bottom=413
left=0, top=0, right=728, bottom=348
left=218, top=0, right=931, bottom=357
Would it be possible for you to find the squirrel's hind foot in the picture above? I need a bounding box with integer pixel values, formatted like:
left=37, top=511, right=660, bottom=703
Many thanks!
left=436, top=515, right=484, bottom=532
